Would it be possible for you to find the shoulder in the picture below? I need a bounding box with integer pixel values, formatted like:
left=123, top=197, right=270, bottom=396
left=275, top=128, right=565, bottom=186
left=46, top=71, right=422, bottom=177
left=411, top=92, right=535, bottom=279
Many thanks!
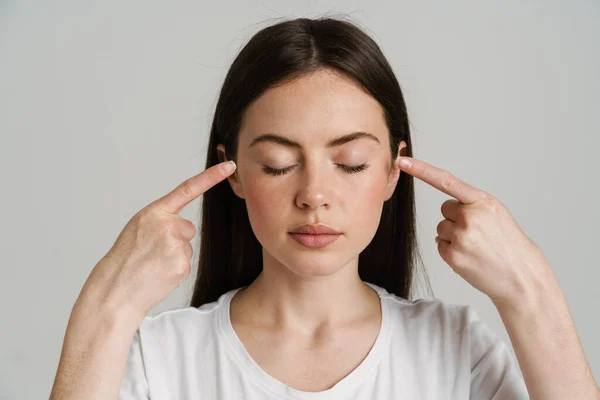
left=135, top=289, right=233, bottom=346
left=138, top=307, right=210, bottom=339
left=369, top=282, right=490, bottom=340
left=143, top=299, right=216, bottom=326
left=371, top=283, right=475, bottom=323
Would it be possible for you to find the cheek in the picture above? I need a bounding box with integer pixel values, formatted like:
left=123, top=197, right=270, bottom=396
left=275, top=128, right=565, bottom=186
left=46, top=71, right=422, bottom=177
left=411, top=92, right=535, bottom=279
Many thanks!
left=352, top=169, right=389, bottom=205
left=244, top=176, right=283, bottom=209
left=349, top=172, right=389, bottom=242
left=242, top=179, right=284, bottom=236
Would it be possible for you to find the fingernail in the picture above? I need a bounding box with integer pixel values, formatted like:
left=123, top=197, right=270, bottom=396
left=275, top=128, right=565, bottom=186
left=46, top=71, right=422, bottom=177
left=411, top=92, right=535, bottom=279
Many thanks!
left=398, top=157, right=411, bottom=168
left=219, top=161, right=236, bottom=174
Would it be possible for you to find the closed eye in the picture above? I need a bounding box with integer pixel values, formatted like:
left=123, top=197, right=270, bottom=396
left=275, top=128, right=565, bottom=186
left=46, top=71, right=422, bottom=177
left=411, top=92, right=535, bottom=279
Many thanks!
left=262, top=163, right=370, bottom=176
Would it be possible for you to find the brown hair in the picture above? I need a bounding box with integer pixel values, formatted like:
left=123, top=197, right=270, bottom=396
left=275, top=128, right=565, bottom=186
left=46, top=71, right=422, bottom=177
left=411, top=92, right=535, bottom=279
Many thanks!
left=189, top=16, right=433, bottom=307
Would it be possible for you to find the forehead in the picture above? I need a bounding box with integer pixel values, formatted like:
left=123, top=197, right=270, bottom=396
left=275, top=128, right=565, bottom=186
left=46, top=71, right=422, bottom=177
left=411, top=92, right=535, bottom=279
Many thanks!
left=240, top=69, right=388, bottom=146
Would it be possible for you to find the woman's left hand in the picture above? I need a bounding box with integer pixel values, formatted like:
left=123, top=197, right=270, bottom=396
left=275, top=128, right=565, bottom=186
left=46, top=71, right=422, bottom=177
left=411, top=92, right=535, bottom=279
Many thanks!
left=395, top=155, right=555, bottom=309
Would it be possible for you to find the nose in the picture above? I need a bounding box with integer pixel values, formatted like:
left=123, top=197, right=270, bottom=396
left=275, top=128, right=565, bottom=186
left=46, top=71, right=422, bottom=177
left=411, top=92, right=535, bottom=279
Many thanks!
left=296, top=190, right=329, bottom=210
left=294, top=161, right=332, bottom=210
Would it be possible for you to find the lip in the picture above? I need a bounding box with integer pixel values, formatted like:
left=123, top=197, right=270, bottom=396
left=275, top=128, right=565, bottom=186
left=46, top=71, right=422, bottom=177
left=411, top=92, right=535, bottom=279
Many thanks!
left=289, top=224, right=341, bottom=235
left=288, top=224, right=342, bottom=249
left=288, top=233, right=341, bottom=248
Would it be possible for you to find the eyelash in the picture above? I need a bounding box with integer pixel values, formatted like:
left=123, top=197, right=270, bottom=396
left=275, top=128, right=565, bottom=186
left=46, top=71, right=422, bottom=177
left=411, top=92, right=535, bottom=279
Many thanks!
left=262, top=163, right=370, bottom=176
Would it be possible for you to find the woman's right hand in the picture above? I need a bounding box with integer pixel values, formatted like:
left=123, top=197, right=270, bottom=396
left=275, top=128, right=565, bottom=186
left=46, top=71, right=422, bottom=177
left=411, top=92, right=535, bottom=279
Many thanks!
left=74, top=160, right=237, bottom=324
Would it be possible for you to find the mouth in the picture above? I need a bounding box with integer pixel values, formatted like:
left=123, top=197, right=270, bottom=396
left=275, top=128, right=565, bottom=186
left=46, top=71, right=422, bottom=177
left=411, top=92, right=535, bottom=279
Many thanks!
left=289, top=224, right=341, bottom=235
left=288, top=232, right=341, bottom=249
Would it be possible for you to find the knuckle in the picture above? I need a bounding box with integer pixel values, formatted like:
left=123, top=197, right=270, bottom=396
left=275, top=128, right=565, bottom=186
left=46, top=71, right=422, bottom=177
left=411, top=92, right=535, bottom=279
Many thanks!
left=174, top=257, right=191, bottom=278
left=483, top=195, right=500, bottom=213
left=134, top=208, right=152, bottom=224
left=205, top=169, right=219, bottom=187
left=436, top=220, right=445, bottom=236
left=137, top=209, right=166, bottom=233
left=169, top=236, right=186, bottom=250
left=184, top=242, right=194, bottom=259
left=183, top=219, right=197, bottom=236
left=175, top=180, right=195, bottom=200
left=452, top=229, right=466, bottom=244
left=130, top=211, right=156, bottom=241
left=456, top=209, right=470, bottom=225
left=161, top=232, right=183, bottom=255
left=440, top=173, right=456, bottom=192
left=457, top=230, right=473, bottom=248
left=162, top=214, right=184, bottom=233
left=157, top=220, right=177, bottom=237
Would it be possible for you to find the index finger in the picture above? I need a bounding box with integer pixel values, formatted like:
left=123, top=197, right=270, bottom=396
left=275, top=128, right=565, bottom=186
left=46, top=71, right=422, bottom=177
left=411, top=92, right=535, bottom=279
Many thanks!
left=396, top=156, right=485, bottom=204
left=150, top=160, right=236, bottom=214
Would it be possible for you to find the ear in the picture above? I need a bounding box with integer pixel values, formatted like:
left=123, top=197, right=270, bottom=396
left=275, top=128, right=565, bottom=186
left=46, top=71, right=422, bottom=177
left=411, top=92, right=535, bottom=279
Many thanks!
left=383, top=141, right=408, bottom=201
left=216, top=144, right=245, bottom=199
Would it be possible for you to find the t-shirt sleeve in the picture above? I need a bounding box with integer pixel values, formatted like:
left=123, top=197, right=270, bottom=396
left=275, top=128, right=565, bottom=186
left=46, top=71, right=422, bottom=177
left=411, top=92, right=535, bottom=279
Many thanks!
left=118, top=327, right=150, bottom=400
left=464, top=305, right=530, bottom=400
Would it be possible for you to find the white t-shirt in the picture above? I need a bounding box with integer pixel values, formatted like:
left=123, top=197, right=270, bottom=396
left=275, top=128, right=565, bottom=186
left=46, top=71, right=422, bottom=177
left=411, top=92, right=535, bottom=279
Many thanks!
left=119, top=282, right=529, bottom=399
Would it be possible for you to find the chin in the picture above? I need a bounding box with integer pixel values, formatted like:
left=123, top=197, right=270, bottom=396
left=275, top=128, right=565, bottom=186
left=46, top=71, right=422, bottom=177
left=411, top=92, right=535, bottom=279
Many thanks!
left=279, top=251, right=353, bottom=278
left=285, top=262, right=346, bottom=278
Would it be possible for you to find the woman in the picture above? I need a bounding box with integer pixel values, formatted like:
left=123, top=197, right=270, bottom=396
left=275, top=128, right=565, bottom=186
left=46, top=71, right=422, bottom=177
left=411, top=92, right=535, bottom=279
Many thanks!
left=50, top=17, right=599, bottom=399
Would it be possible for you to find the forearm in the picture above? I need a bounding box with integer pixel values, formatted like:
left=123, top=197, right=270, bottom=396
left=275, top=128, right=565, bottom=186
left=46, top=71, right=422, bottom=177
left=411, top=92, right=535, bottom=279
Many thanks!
left=494, top=269, right=599, bottom=400
left=49, top=300, right=141, bottom=400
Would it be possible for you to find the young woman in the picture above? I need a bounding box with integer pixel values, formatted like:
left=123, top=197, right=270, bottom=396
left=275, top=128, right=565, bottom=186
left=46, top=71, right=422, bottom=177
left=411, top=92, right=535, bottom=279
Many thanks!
left=50, top=17, right=599, bottom=399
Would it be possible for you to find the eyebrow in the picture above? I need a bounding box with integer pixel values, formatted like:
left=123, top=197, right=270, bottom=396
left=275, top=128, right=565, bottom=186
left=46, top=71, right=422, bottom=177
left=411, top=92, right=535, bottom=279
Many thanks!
left=248, top=131, right=380, bottom=149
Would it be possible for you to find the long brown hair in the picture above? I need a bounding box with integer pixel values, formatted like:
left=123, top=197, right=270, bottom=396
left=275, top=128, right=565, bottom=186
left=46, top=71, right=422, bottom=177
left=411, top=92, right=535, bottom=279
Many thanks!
left=189, top=16, right=433, bottom=308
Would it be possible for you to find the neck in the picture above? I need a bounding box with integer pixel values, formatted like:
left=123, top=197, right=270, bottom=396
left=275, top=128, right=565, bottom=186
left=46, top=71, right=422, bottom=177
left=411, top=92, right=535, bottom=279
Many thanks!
left=233, top=252, right=381, bottom=336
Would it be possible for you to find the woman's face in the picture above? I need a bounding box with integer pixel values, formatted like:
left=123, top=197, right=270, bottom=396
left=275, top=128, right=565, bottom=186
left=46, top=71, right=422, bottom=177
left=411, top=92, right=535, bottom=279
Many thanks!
left=218, top=68, right=406, bottom=278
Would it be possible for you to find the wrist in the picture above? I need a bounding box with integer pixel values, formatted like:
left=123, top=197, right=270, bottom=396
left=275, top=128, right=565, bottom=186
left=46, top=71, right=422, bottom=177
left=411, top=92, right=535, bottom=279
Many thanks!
left=74, top=258, right=148, bottom=331
left=492, top=257, right=561, bottom=317
left=72, top=292, right=145, bottom=335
